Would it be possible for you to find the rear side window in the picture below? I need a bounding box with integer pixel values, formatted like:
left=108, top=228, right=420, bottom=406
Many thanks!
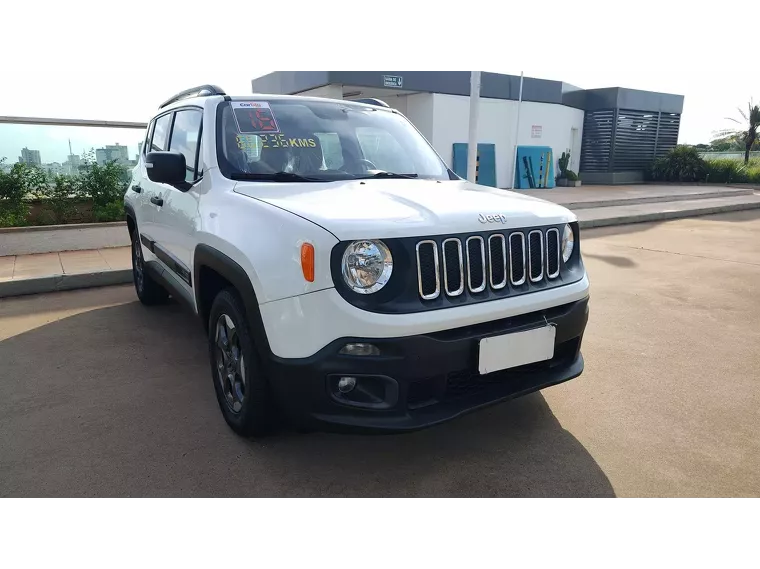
left=150, top=113, right=172, bottom=152
left=169, top=109, right=203, bottom=182
left=142, top=122, right=154, bottom=156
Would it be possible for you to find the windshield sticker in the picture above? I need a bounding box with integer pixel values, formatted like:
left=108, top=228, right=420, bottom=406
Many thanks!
left=232, top=101, right=280, bottom=134
left=235, top=134, right=261, bottom=156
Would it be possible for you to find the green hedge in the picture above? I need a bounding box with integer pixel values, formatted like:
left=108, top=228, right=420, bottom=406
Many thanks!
left=0, top=155, right=129, bottom=228
left=651, top=146, right=760, bottom=184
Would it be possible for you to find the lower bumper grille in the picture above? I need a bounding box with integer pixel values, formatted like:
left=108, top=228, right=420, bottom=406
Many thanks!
left=406, top=337, right=582, bottom=408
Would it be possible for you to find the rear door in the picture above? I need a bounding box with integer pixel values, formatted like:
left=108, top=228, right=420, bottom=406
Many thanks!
left=128, top=119, right=155, bottom=256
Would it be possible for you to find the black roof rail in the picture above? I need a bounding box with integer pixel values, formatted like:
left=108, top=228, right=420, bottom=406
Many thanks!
left=354, top=98, right=390, bottom=108
left=159, top=85, right=226, bottom=109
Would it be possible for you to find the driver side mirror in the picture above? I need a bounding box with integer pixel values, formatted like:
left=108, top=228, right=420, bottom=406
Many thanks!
left=146, top=151, right=187, bottom=187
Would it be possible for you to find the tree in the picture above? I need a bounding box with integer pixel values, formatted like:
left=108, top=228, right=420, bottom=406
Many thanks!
left=707, top=134, right=743, bottom=152
left=714, top=100, right=760, bottom=164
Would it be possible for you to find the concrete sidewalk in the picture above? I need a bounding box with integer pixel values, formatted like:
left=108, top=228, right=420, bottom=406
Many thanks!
left=523, top=183, right=758, bottom=208
left=0, top=247, right=131, bottom=297
left=0, top=221, right=129, bottom=257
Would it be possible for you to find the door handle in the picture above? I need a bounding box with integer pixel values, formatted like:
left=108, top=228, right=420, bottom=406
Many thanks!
left=131, top=184, right=142, bottom=193
left=150, top=196, right=164, bottom=207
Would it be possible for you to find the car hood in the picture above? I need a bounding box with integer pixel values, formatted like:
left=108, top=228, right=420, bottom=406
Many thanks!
left=233, top=179, right=575, bottom=240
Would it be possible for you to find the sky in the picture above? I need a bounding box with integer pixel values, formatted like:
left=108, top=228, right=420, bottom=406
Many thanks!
left=0, top=63, right=760, bottom=162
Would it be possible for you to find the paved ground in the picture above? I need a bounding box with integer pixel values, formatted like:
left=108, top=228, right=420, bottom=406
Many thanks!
left=1, top=211, right=759, bottom=497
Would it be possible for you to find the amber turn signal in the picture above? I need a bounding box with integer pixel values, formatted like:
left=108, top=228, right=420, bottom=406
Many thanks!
left=301, top=243, right=315, bottom=282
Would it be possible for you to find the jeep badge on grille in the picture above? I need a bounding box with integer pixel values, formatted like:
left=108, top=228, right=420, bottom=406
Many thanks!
left=478, top=214, right=508, bottom=223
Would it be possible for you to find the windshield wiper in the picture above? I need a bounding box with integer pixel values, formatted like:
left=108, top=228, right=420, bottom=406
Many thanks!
left=358, top=172, right=419, bottom=179
left=230, top=172, right=327, bottom=182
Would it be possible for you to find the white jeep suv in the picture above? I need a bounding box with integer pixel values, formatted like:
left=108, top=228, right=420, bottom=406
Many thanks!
left=124, top=85, right=590, bottom=436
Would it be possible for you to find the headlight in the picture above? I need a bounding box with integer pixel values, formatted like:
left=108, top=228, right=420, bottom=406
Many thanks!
left=341, top=240, right=393, bottom=294
left=561, top=223, right=575, bottom=263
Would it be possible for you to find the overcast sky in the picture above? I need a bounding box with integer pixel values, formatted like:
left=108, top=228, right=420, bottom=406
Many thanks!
left=0, top=64, right=760, bottom=162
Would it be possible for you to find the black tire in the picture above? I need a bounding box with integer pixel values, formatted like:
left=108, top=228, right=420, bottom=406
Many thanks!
left=131, top=228, right=169, bottom=306
left=208, top=288, right=274, bottom=436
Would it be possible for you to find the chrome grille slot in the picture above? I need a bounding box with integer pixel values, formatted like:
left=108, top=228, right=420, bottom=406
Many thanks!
left=528, top=230, right=544, bottom=282
left=465, top=236, right=486, bottom=293
left=488, top=234, right=507, bottom=290
left=508, top=233, right=526, bottom=285
left=415, top=240, right=440, bottom=300
left=442, top=238, right=464, bottom=296
left=546, top=228, right=560, bottom=278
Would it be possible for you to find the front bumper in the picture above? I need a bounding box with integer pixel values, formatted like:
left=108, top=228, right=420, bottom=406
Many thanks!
left=266, top=297, right=589, bottom=433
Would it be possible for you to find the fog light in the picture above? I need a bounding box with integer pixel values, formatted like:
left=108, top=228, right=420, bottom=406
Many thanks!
left=337, top=377, right=357, bottom=393
left=339, top=343, right=380, bottom=356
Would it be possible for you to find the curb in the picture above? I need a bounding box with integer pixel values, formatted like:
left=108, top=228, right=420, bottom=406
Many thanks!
left=0, top=269, right=132, bottom=299
left=578, top=201, right=760, bottom=229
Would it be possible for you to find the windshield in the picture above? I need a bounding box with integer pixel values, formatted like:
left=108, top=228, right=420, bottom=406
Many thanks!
left=216, top=99, right=451, bottom=182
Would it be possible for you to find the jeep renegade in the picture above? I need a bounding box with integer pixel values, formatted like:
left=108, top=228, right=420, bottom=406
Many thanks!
left=124, top=85, right=590, bottom=436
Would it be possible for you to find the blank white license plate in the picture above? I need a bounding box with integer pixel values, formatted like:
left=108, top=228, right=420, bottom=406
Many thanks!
left=478, top=325, right=556, bottom=375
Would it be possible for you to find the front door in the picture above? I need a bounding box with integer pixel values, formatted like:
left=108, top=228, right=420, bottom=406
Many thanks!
left=151, top=108, right=203, bottom=292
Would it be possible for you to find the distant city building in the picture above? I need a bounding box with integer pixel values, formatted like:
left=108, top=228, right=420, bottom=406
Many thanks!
left=18, top=147, right=42, bottom=166
left=64, top=154, right=81, bottom=175
left=41, top=162, right=64, bottom=176
left=95, top=143, right=130, bottom=166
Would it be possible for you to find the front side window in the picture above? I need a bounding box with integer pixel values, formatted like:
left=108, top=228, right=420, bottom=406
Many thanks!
left=216, top=99, right=449, bottom=182
left=169, top=109, right=202, bottom=182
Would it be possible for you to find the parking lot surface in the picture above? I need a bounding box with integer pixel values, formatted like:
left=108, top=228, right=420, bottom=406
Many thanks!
left=1, top=211, right=759, bottom=497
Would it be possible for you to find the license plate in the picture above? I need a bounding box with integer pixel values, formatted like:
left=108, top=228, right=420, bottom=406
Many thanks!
left=478, top=325, right=556, bottom=375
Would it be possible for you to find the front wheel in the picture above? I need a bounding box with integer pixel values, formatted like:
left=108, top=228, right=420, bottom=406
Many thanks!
left=131, top=229, right=168, bottom=305
left=208, top=288, right=275, bottom=436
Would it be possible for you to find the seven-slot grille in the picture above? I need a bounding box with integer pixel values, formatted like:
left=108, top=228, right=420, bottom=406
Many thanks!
left=415, top=228, right=561, bottom=301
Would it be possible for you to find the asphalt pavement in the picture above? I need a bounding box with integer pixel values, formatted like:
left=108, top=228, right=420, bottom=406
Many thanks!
left=1, top=210, right=759, bottom=497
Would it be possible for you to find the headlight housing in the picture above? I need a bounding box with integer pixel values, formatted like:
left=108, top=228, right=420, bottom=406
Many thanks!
left=561, top=223, right=575, bottom=263
left=341, top=240, right=393, bottom=294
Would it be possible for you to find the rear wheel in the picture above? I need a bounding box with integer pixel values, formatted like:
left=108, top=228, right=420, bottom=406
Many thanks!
left=131, top=228, right=168, bottom=305
left=208, top=288, right=274, bottom=436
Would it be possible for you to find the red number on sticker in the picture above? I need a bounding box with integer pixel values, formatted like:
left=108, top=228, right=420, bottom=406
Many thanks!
left=256, top=109, right=276, bottom=131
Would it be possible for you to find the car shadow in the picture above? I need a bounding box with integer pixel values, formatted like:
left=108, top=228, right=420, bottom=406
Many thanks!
left=0, top=298, right=614, bottom=498
left=583, top=252, right=637, bottom=268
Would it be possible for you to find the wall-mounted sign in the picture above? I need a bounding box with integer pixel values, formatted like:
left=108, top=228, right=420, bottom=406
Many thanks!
left=383, top=75, right=403, bottom=88
left=531, top=125, right=542, bottom=138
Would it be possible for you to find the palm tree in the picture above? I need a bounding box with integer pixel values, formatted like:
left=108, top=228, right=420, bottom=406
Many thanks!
left=715, top=100, right=760, bottom=164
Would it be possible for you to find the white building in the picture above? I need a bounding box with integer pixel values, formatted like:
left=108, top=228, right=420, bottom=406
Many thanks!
left=251, top=71, right=684, bottom=186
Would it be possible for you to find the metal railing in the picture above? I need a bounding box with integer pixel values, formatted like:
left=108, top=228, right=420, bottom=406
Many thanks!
left=0, top=116, right=147, bottom=129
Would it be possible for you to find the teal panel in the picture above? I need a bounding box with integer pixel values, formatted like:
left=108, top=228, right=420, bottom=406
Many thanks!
left=513, top=146, right=555, bottom=189
left=452, top=143, right=468, bottom=179
left=451, top=143, right=497, bottom=187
